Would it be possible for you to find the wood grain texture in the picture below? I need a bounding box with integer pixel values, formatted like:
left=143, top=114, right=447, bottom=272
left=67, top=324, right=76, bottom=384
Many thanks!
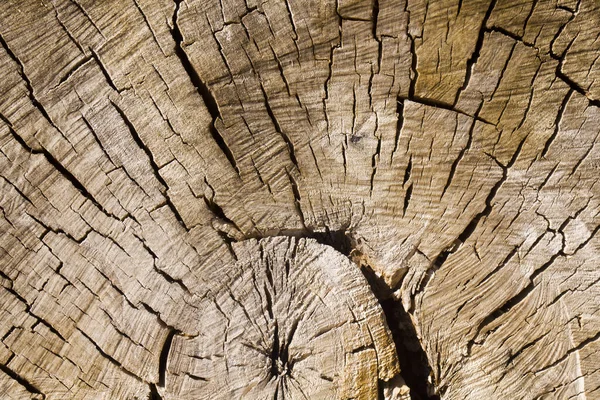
left=0, top=0, right=598, bottom=399
left=163, top=237, right=399, bottom=399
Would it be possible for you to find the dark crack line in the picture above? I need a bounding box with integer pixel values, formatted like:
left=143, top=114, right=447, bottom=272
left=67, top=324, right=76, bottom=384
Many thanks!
left=402, top=95, right=494, bottom=125
left=403, top=183, right=413, bottom=217
left=466, top=249, right=563, bottom=356
left=415, top=134, right=527, bottom=300
left=3, top=284, right=67, bottom=344
left=0, top=357, right=46, bottom=399
left=360, top=266, right=440, bottom=399
left=149, top=383, right=163, bottom=400
left=76, top=327, right=145, bottom=384
left=158, top=329, right=177, bottom=387
left=521, top=0, right=539, bottom=37
left=540, top=89, right=573, bottom=159
left=52, top=4, right=86, bottom=55
left=171, top=0, right=240, bottom=175
left=476, top=245, right=519, bottom=288
left=370, top=134, right=382, bottom=195
left=258, top=83, right=299, bottom=170
left=109, top=100, right=187, bottom=228
left=0, top=34, right=127, bottom=221
left=69, top=0, right=106, bottom=39
left=0, top=33, right=66, bottom=131
left=548, top=16, right=600, bottom=109
left=407, top=16, right=418, bottom=99
left=391, top=99, right=405, bottom=162
left=90, top=49, right=119, bottom=92
left=52, top=55, right=92, bottom=90
left=201, top=194, right=240, bottom=233
left=132, top=0, right=166, bottom=56
left=372, top=0, right=379, bottom=40
left=503, top=330, right=549, bottom=370
left=0, top=112, right=122, bottom=221
left=134, top=233, right=191, bottom=294
left=441, top=102, right=484, bottom=198
left=453, top=0, right=498, bottom=106
left=285, top=169, right=306, bottom=229
left=555, top=66, right=600, bottom=108
left=28, top=212, right=91, bottom=245
left=456, top=134, right=527, bottom=245
left=535, top=331, right=600, bottom=375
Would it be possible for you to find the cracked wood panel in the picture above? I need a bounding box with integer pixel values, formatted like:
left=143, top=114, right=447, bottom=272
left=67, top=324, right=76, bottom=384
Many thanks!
left=0, top=0, right=598, bottom=399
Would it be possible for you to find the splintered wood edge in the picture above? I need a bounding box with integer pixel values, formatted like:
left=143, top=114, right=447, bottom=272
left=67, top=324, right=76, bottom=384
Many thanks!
left=162, top=236, right=400, bottom=399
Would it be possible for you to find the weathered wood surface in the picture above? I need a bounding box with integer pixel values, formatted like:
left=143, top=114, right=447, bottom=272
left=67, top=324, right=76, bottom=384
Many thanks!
left=165, top=237, right=399, bottom=399
left=0, top=0, right=599, bottom=399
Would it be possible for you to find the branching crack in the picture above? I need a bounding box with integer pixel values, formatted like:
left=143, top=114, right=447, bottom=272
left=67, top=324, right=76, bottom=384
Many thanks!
left=415, top=135, right=527, bottom=300
left=171, top=0, right=240, bottom=174
left=0, top=113, right=121, bottom=220
left=453, top=0, right=498, bottom=106
left=466, top=248, right=563, bottom=356
left=109, top=100, right=187, bottom=228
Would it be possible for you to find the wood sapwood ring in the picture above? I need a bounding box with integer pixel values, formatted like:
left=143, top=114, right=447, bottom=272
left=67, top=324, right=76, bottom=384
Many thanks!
left=163, top=236, right=400, bottom=399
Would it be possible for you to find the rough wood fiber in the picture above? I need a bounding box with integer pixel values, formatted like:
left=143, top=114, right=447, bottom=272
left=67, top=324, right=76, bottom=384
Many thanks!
left=0, top=0, right=598, bottom=399
left=163, top=237, right=399, bottom=399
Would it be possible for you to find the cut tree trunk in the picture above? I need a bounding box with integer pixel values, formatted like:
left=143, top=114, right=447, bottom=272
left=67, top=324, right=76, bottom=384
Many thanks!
left=0, top=0, right=598, bottom=399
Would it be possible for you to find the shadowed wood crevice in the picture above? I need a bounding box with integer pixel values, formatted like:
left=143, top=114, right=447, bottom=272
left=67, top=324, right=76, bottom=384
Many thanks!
left=361, top=264, right=439, bottom=400
left=170, top=0, right=240, bottom=175
left=0, top=360, right=46, bottom=400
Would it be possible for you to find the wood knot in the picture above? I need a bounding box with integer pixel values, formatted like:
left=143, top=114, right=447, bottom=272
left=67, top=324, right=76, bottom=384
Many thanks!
left=161, top=236, right=399, bottom=399
left=350, top=134, right=362, bottom=143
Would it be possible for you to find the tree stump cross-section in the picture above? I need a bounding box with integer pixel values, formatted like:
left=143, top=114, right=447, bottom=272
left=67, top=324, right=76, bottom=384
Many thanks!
left=0, top=0, right=599, bottom=399
left=164, top=237, right=399, bottom=399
